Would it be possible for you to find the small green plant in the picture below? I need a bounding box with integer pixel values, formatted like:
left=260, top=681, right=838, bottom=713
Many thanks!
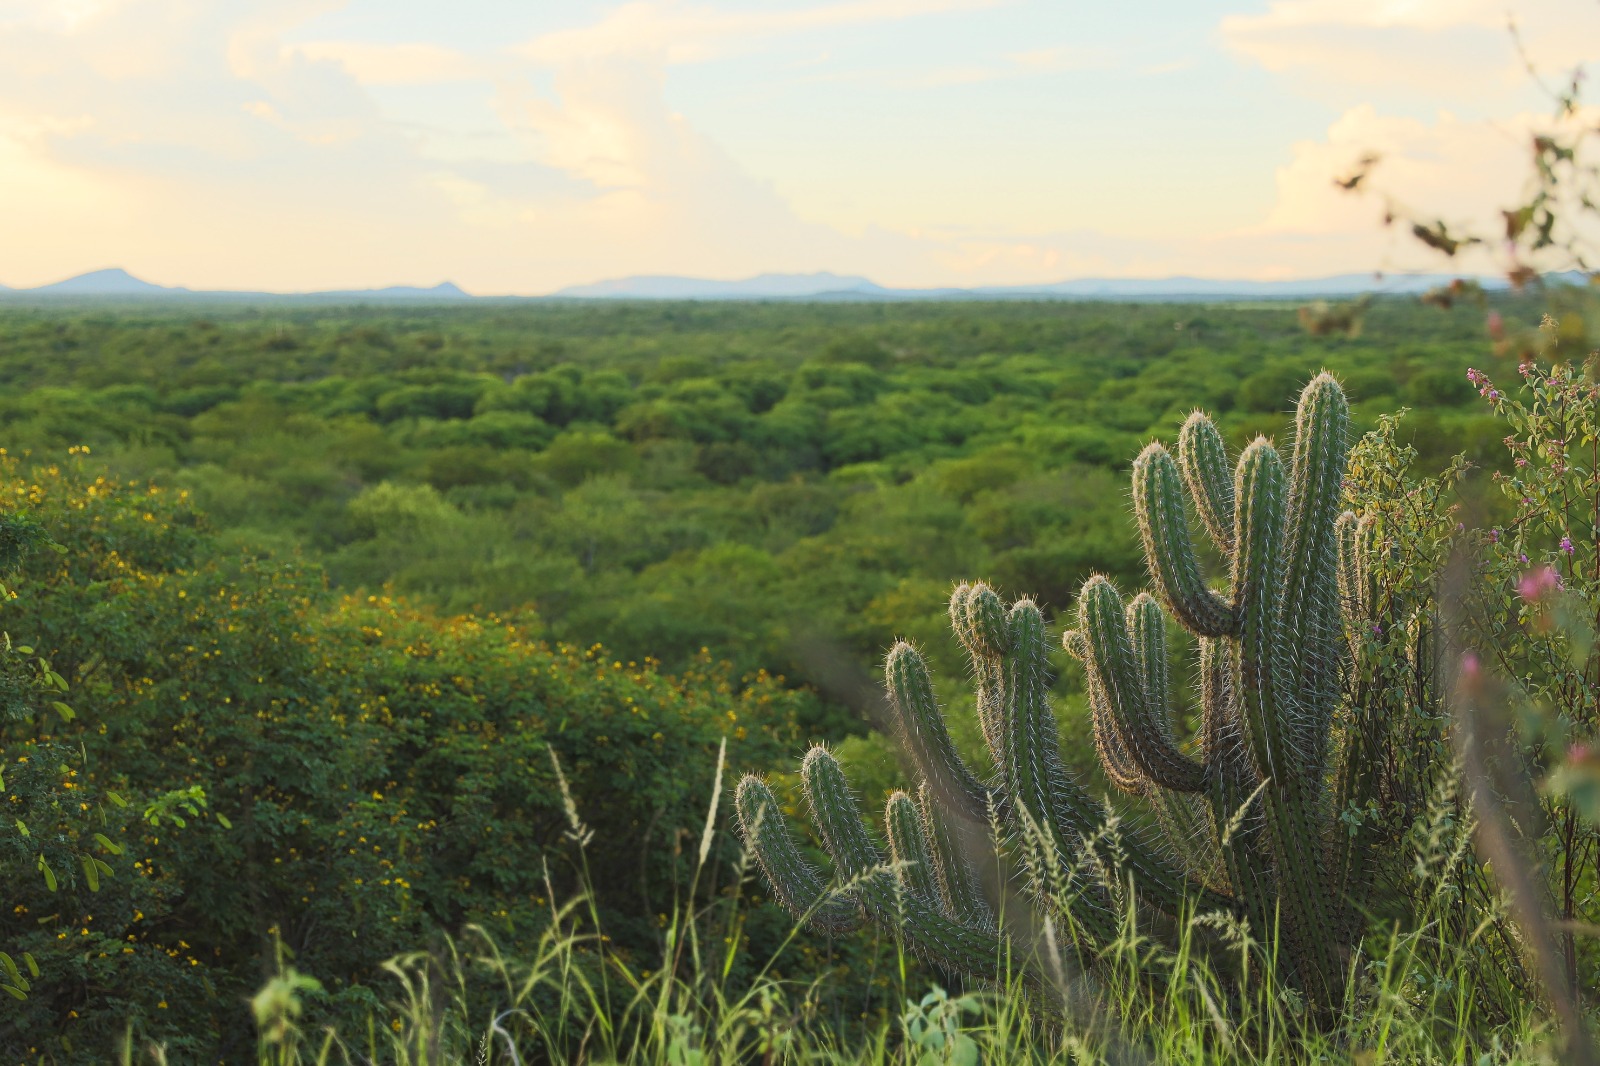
left=736, top=374, right=1422, bottom=1011
left=900, top=986, right=983, bottom=1066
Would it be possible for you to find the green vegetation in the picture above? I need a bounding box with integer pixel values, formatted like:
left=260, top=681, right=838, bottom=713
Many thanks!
left=0, top=296, right=1594, bottom=1061
left=0, top=298, right=1506, bottom=688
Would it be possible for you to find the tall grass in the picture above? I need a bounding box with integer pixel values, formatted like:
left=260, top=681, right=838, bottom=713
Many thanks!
left=109, top=748, right=1567, bottom=1065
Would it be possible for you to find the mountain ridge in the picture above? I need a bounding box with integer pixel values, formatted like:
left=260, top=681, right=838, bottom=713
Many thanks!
left=2, top=270, right=471, bottom=300
left=2, top=267, right=1575, bottom=303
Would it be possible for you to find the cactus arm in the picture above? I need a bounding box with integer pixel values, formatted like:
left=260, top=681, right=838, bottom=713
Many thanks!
left=1128, top=594, right=1229, bottom=884
left=1178, top=411, right=1236, bottom=554
left=1132, top=443, right=1238, bottom=638
left=1072, top=615, right=1229, bottom=896
left=734, top=775, right=864, bottom=935
left=951, top=583, right=1010, bottom=756
left=1127, top=593, right=1171, bottom=720
left=799, top=748, right=1021, bottom=979
left=1067, top=628, right=1150, bottom=797
left=1280, top=373, right=1350, bottom=772
left=1232, top=439, right=1339, bottom=996
left=999, top=601, right=1084, bottom=865
left=1076, top=577, right=1207, bottom=794
left=917, top=781, right=993, bottom=925
left=885, top=641, right=1001, bottom=821
left=886, top=789, right=944, bottom=906
left=951, top=582, right=1011, bottom=659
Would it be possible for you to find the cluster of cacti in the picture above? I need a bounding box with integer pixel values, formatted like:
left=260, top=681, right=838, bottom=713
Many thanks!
left=736, top=372, right=1392, bottom=1008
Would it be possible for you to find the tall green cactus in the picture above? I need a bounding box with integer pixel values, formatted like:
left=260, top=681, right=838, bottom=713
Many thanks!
left=736, top=372, right=1388, bottom=1008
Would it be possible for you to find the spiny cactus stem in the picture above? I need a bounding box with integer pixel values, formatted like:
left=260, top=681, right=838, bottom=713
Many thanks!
left=886, top=790, right=944, bottom=908
left=799, top=748, right=1016, bottom=980
left=885, top=642, right=996, bottom=821
left=734, top=775, right=863, bottom=935
left=1233, top=439, right=1339, bottom=995
left=916, top=781, right=993, bottom=925
left=1133, top=443, right=1237, bottom=638
left=952, top=583, right=1012, bottom=755
left=999, top=601, right=1075, bottom=863
left=1078, top=577, right=1205, bottom=794
left=1280, top=372, right=1350, bottom=764
left=1178, top=411, right=1236, bottom=553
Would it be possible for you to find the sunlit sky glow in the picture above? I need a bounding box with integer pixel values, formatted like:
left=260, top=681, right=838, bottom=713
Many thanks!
left=0, top=0, right=1594, bottom=293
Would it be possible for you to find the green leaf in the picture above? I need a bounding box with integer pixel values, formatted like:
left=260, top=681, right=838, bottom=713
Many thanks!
left=107, top=792, right=128, bottom=808
left=50, top=701, right=74, bottom=722
left=215, top=812, right=233, bottom=830
left=172, top=816, right=186, bottom=829
left=93, top=833, right=123, bottom=855
left=82, top=856, right=99, bottom=893
left=14, top=819, right=27, bottom=838
left=38, top=856, right=56, bottom=893
left=14, top=646, right=33, bottom=655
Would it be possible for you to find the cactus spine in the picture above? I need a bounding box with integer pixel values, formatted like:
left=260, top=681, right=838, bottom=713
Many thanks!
left=737, top=372, right=1383, bottom=1007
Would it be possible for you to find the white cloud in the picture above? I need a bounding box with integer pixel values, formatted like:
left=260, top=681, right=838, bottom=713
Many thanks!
left=518, top=0, right=998, bottom=66
left=291, top=41, right=483, bottom=86
left=1222, top=0, right=1600, bottom=99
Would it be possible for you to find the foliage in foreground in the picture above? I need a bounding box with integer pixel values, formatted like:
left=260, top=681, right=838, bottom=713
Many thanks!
left=220, top=772, right=1554, bottom=1065
left=0, top=455, right=815, bottom=1060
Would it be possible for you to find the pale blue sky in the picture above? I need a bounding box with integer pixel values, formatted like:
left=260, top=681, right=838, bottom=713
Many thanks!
left=0, top=0, right=1591, bottom=292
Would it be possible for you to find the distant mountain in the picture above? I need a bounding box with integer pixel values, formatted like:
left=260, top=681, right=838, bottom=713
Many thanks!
left=550, top=270, right=1515, bottom=302
left=310, top=281, right=471, bottom=300
left=29, top=268, right=188, bottom=296
left=4, top=266, right=1579, bottom=303
left=555, top=272, right=889, bottom=299
left=971, top=273, right=1464, bottom=299
left=0, top=270, right=471, bottom=301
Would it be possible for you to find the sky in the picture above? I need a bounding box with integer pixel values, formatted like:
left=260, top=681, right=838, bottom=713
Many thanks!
left=0, top=0, right=1595, bottom=294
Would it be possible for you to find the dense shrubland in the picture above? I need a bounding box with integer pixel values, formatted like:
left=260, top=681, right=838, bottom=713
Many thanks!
left=0, top=298, right=1521, bottom=687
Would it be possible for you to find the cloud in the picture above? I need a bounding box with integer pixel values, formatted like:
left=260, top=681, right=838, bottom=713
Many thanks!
left=1238, top=101, right=1600, bottom=275
left=1221, top=0, right=1600, bottom=99
left=518, top=0, right=998, bottom=66
left=290, top=41, right=483, bottom=86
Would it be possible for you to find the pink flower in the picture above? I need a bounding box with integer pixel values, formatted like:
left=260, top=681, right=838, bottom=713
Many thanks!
left=1560, top=536, right=1574, bottom=555
left=1518, top=566, right=1560, bottom=602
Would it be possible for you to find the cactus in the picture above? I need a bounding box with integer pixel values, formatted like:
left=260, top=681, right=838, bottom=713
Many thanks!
left=736, top=373, right=1386, bottom=1008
